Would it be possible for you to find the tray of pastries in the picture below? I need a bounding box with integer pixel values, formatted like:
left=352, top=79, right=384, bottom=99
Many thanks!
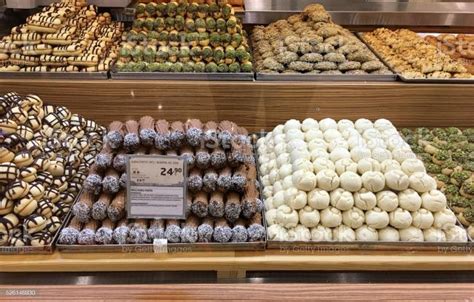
left=56, top=117, right=266, bottom=252
left=111, top=0, right=253, bottom=81
left=0, top=92, right=104, bottom=254
left=360, top=29, right=474, bottom=83
left=252, top=4, right=395, bottom=82
left=255, top=118, right=471, bottom=251
left=0, top=0, right=123, bottom=79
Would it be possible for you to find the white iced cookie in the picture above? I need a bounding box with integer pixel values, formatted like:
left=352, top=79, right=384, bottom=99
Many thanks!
left=376, top=191, right=398, bottom=212
left=268, top=169, right=280, bottom=185
left=350, top=146, right=371, bottom=162
left=330, top=188, right=354, bottom=211
left=389, top=208, right=412, bottom=229
left=319, top=118, right=337, bottom=131
left=311, top=225, right=332, bottom=241
left=265, top=197, right=274, bottom=210
left=299, top=206, right=320, bottom=228
left=305, top=129, right=323, bottom=141
left=284, top=119, right=301, bottom=132
left=328, top=138, right=349, bottom=152
left=342, top=128, right=361, bottom=140
left=357, top=158, right=381, bottom=174
left=258, top=154, right=269, bottom=165
left=433, top=209, right=457, bottom=230
left=267, top=224, right=289, bottom=241
left=365, top=207, right=389, bottom=229
left=339, top=171, right=362, bottom=192
left=356, top=225, right=378, bottom=241
left=361, top=171, right=385, bottom=192
left=398, top=189, right=422, bottom=211
left=320, top=207, right=342, bottom=228
left=366, top=138, right=386, bottom=150
left=273, top=191, right=286, bottom=208
left=444, top=225, right=468, bottom=242
left=276, top=205, right=299, bottom=228
left=409, top=172, right=436, bottom=193
left=292, top=170, right=317, bottom=192
left=282, top=175, right=294, bottom=190
left=371, top=147, right=392, bottom=162
left=273, top=182, right=284, bottom=195
left=307, top=189, right=330, bottom=210
left=279, top=164, right=293, bottom=179
left=392, top=147, right=416, bottom=163
left=385, top=134, right=408, bottom=151
left=381, top=159, right=401, bottom=173
left=324, top=129, right=342, bottom=141
left=379, top=227, right=400, bottom=241
left=313, top=158, right=335, bottom=173
left=354, top=189, right=377, bottom=210
left=421, top=190, right=447, bottom=212
left=423, top=228, right=446, bottom=242
left=261, top=175, right=271, bottom=187
left=337, top=119, right=354, bottom=132
left=310, top=149, right=329, bottom=161
left=401, top=158, right=426, bottom=175
left=412, top=209, right=434, bottom=229
left=287, top=139, right=306, bottom=151
left=292, top=158, right=313, bottom=173
left=302, top=118, right=319, bottom=132
left=335, top=158, right=358, bottom=175
left=273, top=124, right=285, bottom=134
left=265, top=209, right=277, bottom=225
left=257, top=137, right=266, bottom=148
left=286, top=189, right=307, bottom=210
left=316, top=169, right=340, bottom=191
left=399, top=226, right=424, bottom=242
left=342, top=207, right=365, bottom=229
left=333, top=225, right=356, bottom=242
left=347, top=135, right=365, bottom=149
left=274, top=143, right=287, bottom=156
left=263, top=187, right=273, bottom=199
left=273, top=133, right=286, bottom=145
left=307, top=138, right=327, bottom=151
left=363, top=129, right=382, bottom=141
left=384, top=170, right=410, bottom=191
left=374, top=118, right=393, bottom=131
left=330, top=147, right=351, bottom=162
left=355, top=118, right=373, bottom=133
left=288, top=225, right=311, bottom=242
left=290, top=149, right=310, bottom=162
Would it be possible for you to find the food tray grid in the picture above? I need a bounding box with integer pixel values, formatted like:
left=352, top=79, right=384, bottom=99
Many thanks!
left=0, top=72, right=109, bottom=80
left=110, top=72, right=254, bottom=81
left=255, top=73, right=396, bottom=82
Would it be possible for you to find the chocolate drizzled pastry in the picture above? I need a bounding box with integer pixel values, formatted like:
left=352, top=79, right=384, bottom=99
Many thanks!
left=124, top=120, right=140, bottom=152
left=165, top=219, right=181, bottom=243
left=217, top=167, right=232, bottom=192
left=72, top=192, right=94, bottom=223
left=148, top=219, right=165, bottom=240
left=213, top=218, right=232, bottom=243
left=77, top=220, right=98, bottom=245
left=203, top=169, right=218, bottom=192
left=91, top=192, right=112, bottom=221
left=180, top=215, right=199, bottom=243
left=191, top=191, right=209, bottom=218
left=247, top=213, right=265, bottom=242
left=102, top=168, right=120, bottom=194
left=112, top=219, right=130, bottom=244
left=169, top=121, right=186, bottom=149
left=155, top=119, right=171, bottom=151
left=107, top=190, right=125, bottom=222
left=128, top=219, right=149, bottom=244
left=225, top=192, right=241, bottom=223
left=139, top=116, right=156, bottom=147
left=209, top=191, right=224, bottom=218
left=106, top=121, right=124, bottom=150
left=95, top=218, right=115, bottom=245
left=231, top=218, right=248, bottom=242
left=198, top=217, right=214, bottom=242
left=187, top=168, right=203, bottom=193
left=203, top=121, right=219, bottom=148
left=185, top=119, right=203, bottom=147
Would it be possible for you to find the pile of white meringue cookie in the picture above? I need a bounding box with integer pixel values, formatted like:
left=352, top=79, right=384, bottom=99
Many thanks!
left=257, top=118, right=468, bottom=242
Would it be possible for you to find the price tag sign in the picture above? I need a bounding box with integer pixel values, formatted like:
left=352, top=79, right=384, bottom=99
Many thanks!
left=126, top=155, right=187, bottom=219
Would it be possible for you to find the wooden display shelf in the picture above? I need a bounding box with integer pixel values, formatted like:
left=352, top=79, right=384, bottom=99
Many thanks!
left=0, top=79, right=473, bottom=130
left=1, top=249, right=473, bottom=275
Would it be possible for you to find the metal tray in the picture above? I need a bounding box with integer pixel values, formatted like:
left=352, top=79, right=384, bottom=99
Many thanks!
left=111, top=72, right=254, bottom=81
left=250, top=133, right=473, bottom=251
left=0, top=71, right=109, bottom=80
left=255, top=73, right=396, bottom=82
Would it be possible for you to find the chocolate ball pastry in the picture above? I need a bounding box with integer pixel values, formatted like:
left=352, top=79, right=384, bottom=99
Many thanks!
left=72, top=192, right=94, bottom=223
left=128, top=219, right=149, bottom=244
left=203, top=169, right=218, bottom=192
left=138, top=116, right=156, bottom=147
left=84, top=164, right=103, bottom=195
left=148, top=219, right=165, bottom=240
left=225, top=192, right=242, bottom=223
left=112, top=150, right=127, bottom=173
left=106, top=121, right=124, bottom=150
left=180, top=145, right=195, bottom=169
left=95, top=144, right=113, bottom=171
left=185, top=119, right=203, bottom=147
left=195, top=147, right=211, bottom=170
left=198, top=217, right=214, bottom=243
left=0, top=197, right=14, bottom=215
left=23, top=214, right=47, bottom=234
left=209, top=191, right=225, bottom=218
left=187, top=168, right=203, bottom=193
left=154, top=120, right=171, bottom=151
left=191, top=191, right=209, bottom=218
left=170, top=121, right=186, bottom=149
left=92, top=193, right=112, bottom=221
left=165, top=219, right=182, bottom=243
left=180, top=215, right=199, bottom=243
left=6, top=179, right=30, bottom=200
left=124, top=120, right=140, bottom=152
left=78, top=220, right=98, bottom=245
left=107, top=190, right=126, bottom=222
left=217, top=167, right=232, bottom=192
left=231, top=219, right=248, bottom=242
left=218, top=120, right=237, bottom=150
left=113, top=219, right=130, bottom=245
left=102, top=168, right=120, bottom=194
left=203, top=121, right=219, bottom=147
left=95, top=219, right=115, bottom=245
left=247, top=213, right=265, bottom=242
left=213, top=217, right=232, bottom=243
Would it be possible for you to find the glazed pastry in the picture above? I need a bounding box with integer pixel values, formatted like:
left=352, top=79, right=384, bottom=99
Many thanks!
left=231, top=218, right=248, bottom=242
left=77, top=220, right=98, bottom=245
left=102, top=168, right=120, bottom=194
left=107, top=190, right=126, bottom=222
left=213, top=217, right=232, bottom=243
left=106, top=121, right=124, bottom=150
left=180, top=215, right=199, bottom=243
left=112, top=219, right=130, bottom=245
left=224, top=192, right=241, bottom=223
left=169, top=121, right=186, bottom=149
left=128, top=219, right=149, bottom=244
left=72, top=192, right=94, bottom=223
left=185, top=119, right=203, bottom=147
left=191, top=191, right=209, bottom=218
left=124, top=120, right=140, bottom=152
left=139, top=116, right=156, bottom=147
left=202, top=169, right=218, bottom=192
left=187, top=168, right=203, bottom=192
left=91, top=192, right=112, bottom=221
left=147, top=219, right=165, bottom=240
left=195, top=147, right=211, bottom=169
left=165, top=219, right=181, bottom=243
left=95, top=219, right=115, bottom=245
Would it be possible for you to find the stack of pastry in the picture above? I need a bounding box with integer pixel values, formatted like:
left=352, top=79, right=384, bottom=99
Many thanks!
left=0, top=0, right=124, bottom=73
left=401, top=127, right=474, bottom=238
left=258, top=118, right=468, bottom=243
left=115, top=0, right=253, bottom=73
left=363, top=28, right=473, bottom=79
left=424, top=34, right=474, bottom=74
left=251, top=4, right=391, bottom=75
left=59, top=117, right=265, bottom=245
left=0, top=92, right=104, bottom=247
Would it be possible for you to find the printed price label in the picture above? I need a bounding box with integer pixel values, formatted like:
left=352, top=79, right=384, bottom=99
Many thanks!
left=127, top=155, right=187, bottom=219
left=153, top=239, right=168, bottom=254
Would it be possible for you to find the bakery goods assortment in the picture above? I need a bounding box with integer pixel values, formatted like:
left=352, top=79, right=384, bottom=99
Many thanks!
left=251, top=4, right=391, bottom=75
left=401, top=127, right=474, bottom=238
left=424, top=34, right=474, bottom=74
left=362, top=28, right=473, bottom=79
left=258, top=118, right=468, bottom=242
left=0, top=92, right=104, bottom=247
left=0, top=0, right=123, bottom=73
left=115, top=0, right=253, bottom=73
left=59, top=117, right=265, bottom=246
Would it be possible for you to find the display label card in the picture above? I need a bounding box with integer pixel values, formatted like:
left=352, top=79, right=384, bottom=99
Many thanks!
left=126, top=155, right=187, bottom=219
left=153, top=239, right=168, bottom=254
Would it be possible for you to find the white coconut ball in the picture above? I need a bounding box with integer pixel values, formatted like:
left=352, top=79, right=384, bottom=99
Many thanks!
left=347, top=135, right=366, bottom=149
left=299, top=206, right=320, bottom=228
left=337, top=119, right=354, bottom=132
left=376, top=191, right=399, bottom=212
left=311, top=225, right=333, bottom=241
left=276, top=153, right=290, bottom=167
left=399, top=226, right=424, bottom=242
left=423, top=228, right=446, bottom=242
left=398, top=189, right=422, bottom=212
left=342, top=207, right=365, bottom=229
left=444, top=225, right=468, bottom=242
left=310, top=149, right=330, bottom=161
left=301, top=118, right=319, bottom=132
left=366, top=138, right=387, bottom=150
left=316, top=169, right=340, bottom=191
left=412, top=209, right=434, bottom=229
left=361, top=171, right=385, bottom=192
left=371, top=147, right=392, bottom=162
left=421, top=190, right=447, bottom=212
left=323, top=129, right=342, bottom=142
left=333, top=225, right=356, bottom=242
left=354, top=189, right=377, bottom=210
left=365, top=208, right=389, bottom=229
left=355, top=118, right=373, bottom=133
left=287, top=139, right=307, bottom=151
left=274, top=143, right=287, bottom=156
left=282, top=175, right=294, bottom=190
left=392, top=147, right=416, bottom=163
left=273, top=124, right=285, bottom=134
left=381, top=159, right=402, bottom=173
left=328, top=138, right=349, bottom=152
left=433, top=209, right=457, bottom=230
left=374, top=118, right=393, bottom=131
left=265, top=209, right=277, bottom=225
left=284, top=119, right=301, bottom=132
left=286, top=189, right=307, bottom=210
left=320, top=207, right=343, bottom=228
left=379, top=227, right=400, bottom=242
left=319, top=118, right=337, bottom=131
left=335, top=159, right=358, bottom=175
left=357, top=158, right=381, bottom=174
left=356, top=225, right=379, bottom=241
left=339, top=171, right=362, bottom=192
left=313, top=158, right=335, bottom=173
left=384, top=170, right=410, bottom=191
left=342, top=128, right=361, bottom=140
left=307, top=138, right=327, bottom=151
left=350, top=146, right=372, bottom=162
left=290, top=149, right=310, bottom=162
left=288, top=225, right=311, bottom=242
left=267, top=224, right=289, bottom=241
left=363, top=128, right=382, bottom=141
left=292, top=170, right=317, bottom=192
left=275, top=205, right=299, bottom=228
left=409, top=172, right=437, bottom=193
left=389, top=208, right=413, bottom=229
left=401, top=158, right=426, bottom=175
left=330, top=188, right=354, bottom=211
left=292, top=158, right=313, bottom=173
left=307, top=189, right=330, bottom=210
left=273, top=191, right=286, bottom=208
left=305, top=129, right=323, bottom=142
left=279, top=163, right=293, bottom=179
left=330, top=147, right=351, bottom=162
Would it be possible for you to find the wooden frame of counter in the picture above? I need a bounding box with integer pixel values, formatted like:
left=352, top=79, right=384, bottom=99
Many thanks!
left=0, top=79, right=473, bottom=130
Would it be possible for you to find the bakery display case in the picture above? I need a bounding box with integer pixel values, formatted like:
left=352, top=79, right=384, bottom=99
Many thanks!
left=0, top=0, right=474, bottom=292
